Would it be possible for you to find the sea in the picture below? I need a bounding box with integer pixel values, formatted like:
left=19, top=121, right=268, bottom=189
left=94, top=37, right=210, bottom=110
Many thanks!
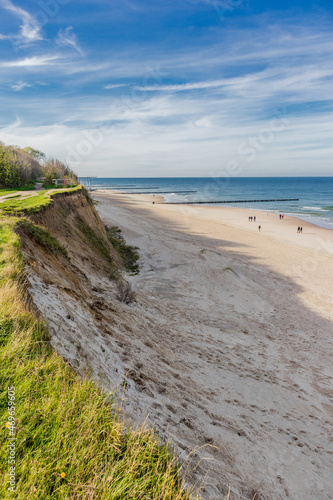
left=80, top=177, right=333, bottom=230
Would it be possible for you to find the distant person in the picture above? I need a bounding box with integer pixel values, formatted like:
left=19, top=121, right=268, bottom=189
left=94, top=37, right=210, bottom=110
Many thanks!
left=249, top=216, right=251, bottom=222
left=300, top=227, right=303, bottom=233
left=282, top=215, right=284, bottom=219
left=258, top=225, right=261, bottom=231
left=254, top=216, right=256, bottom=222
left=297, top=226, right=300, bottom=233
left=279, top=214, right=282, bottom=220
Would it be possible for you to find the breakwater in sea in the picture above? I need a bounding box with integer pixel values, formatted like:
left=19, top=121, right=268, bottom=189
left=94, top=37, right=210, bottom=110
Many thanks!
left=164, top=198, right=299, bottom=205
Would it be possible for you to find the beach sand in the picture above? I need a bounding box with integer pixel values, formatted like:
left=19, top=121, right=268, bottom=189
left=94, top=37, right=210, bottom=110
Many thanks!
left=93, top=190, right=333, bottom=500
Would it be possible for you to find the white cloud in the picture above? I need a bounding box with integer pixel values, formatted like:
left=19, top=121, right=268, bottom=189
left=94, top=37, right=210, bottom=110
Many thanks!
left=104, top=84, right=129, bottom=90
left=11, top=81, right=32, bottom=91
left=0, top=0, right=42, bottom=46
left=0, top=55, right=60, bottom=67
left=136, top=79, right=227, bottom=91
left=56, top=27, right=83, bottom=56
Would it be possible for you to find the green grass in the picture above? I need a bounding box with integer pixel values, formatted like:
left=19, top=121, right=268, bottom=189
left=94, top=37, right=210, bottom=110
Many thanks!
left=43, top=184, right=77, bottom=190
left=106, top=226, right=140, bottom=274
left=3, top=194, right=22, bottom=200
left=223, top=267, right=238, bottom=276
left=16, top=220, right=68, bottom=258
left=76, top=217, right=113, bottom=263
left=0, top=215, right=195, bottom=499
left=0, top=190, right=15, bottom=196
left=0, top=186, right=82, bottom=216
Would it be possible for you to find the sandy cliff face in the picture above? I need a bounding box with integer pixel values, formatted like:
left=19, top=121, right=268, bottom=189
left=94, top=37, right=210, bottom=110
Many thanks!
left=16, top=191, right=129, bottom=390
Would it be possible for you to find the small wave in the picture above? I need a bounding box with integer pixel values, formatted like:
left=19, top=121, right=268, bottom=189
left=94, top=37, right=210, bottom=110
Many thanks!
left=302, top=206, right=327, bottom=211
left=163, top=193, right=189, bottom=203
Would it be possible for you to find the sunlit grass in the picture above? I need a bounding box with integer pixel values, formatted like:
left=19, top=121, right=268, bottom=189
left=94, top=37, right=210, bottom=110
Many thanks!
left=0, top=186, right=82, bottom=215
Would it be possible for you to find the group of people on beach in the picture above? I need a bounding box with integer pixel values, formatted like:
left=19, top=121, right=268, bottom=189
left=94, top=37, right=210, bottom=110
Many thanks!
left=248, top=215, right=261, bottom=231
left=247, top=212, right=304, bottom=234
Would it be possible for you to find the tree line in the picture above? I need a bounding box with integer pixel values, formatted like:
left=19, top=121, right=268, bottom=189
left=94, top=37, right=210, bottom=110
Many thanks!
left=0, top=142, right=77, bottom=189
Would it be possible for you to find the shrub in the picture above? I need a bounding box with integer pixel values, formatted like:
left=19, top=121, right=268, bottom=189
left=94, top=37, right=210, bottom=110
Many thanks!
left=105, top=226, right=140, bottom=274
left=117, top=280, right=136, bottom=304
left=0, top=146, right=21, bottom=188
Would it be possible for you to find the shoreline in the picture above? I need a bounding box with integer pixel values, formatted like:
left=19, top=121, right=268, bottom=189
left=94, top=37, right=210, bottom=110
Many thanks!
left=92, top=188, right=333, bottom=499
left=93, top=189, right=333, bottom=231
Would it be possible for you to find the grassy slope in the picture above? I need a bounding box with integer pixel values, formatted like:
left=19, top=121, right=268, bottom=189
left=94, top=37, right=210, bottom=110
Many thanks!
left=0, top=189, right=195, bottom=499
left=0, top=186, right=82, bottom=216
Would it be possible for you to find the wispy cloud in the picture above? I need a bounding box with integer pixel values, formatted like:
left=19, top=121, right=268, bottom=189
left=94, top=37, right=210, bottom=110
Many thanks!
left=0, top=55, right=60, bottom=67
left=11, top=81, right=32, bottom=91
left=104, top=84, right=129, bottom=90
left=56, top=27, right=84, bottom=56
left=0, top=0, right=42, bottom=46
left=136, top=80, right=226, bottom=91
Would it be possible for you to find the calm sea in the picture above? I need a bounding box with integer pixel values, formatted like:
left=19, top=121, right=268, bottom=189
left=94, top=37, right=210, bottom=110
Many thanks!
left=81, top=177, right=333, bottom=230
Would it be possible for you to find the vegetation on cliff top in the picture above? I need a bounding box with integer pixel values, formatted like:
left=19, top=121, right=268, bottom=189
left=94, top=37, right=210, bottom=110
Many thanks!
left=0, top=191, right=195, bottom=499
left=0, top=186, right=82, bottom=216
left=0, top=142, right=77, bottom=189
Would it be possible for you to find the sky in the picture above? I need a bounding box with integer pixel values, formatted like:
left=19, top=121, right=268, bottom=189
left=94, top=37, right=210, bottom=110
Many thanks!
left=0, top=0, right=333, bottom=177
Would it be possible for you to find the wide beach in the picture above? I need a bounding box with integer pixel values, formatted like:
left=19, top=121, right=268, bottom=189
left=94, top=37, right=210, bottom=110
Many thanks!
left=93, top=189, right=333, bottom=499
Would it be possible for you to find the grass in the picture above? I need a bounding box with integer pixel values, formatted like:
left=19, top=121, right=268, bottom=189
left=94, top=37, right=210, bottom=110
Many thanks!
left=3, top=194, right=22, bottom=200
left=76, top=217, right=113, bottom=263
left=223, top=267, right=238, bottom=276
left=106, top=226, right=140, bottom=275
left=42, top=184, right=77, bottom=190
left=16, top=220, right=68, bottom=258
left=0, top=186, right=82, bottom=216
left=0, top=213, right=195, bottom=499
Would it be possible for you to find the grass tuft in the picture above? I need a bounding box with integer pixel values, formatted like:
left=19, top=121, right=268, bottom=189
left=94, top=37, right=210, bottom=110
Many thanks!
left=105, top=226, right=140, bottom=274
left=76, top=216, right=112, bottom=263
left=16, top=219, right=68, bottom=258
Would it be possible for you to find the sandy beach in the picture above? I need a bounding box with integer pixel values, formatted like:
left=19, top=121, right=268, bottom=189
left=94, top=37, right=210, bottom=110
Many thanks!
left=91, top=190, right=333, bottom=499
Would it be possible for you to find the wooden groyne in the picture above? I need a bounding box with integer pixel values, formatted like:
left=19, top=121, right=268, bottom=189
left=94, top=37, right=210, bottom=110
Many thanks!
left=117, top=186, right=160, bottom=190
left=120, top=190, right=198, bottom=194
left=164, top=198, right=299, bottom=205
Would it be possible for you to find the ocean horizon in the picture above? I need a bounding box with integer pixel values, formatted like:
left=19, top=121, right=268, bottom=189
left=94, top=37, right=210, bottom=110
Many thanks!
left=80, top=177, right=333, bottom=230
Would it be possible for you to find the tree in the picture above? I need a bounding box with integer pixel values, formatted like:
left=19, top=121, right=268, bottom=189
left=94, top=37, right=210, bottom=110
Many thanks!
left=23, top=147, right=46, bottom=164
left=0, top=146, right=21, bottom=188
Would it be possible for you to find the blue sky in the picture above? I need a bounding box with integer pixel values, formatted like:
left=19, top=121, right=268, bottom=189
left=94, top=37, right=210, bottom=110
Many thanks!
left=0, top=0, right=333, bottom=177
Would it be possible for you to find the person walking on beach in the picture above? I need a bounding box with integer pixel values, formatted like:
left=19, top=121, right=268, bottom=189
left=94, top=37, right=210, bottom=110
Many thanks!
left=258, top=225, right=261, bottom=231
left=300, top=227, right=303, bottom=233
left=254, top=216, right=256, bottom=222
left=297, top=226, right=300, bottom=233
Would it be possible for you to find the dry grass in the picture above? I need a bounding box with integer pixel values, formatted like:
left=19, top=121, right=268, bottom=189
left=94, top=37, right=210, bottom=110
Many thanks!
left=117, top=280, right=136, bottom=304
